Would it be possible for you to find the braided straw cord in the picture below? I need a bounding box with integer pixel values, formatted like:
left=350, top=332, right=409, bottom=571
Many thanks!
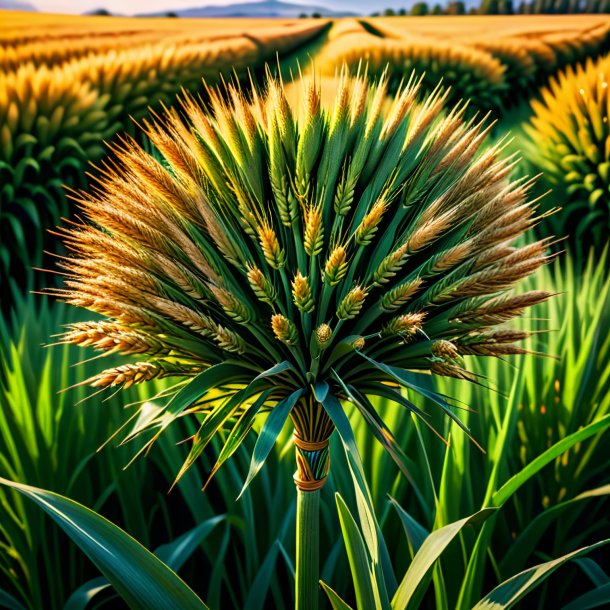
left=291, top=395, right=334, bottom=492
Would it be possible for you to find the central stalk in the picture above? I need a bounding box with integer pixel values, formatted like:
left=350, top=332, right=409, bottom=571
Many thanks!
left=291, top=394, right=334, bottom=610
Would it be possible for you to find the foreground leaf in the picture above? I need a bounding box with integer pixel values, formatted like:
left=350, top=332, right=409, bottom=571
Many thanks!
left=336, top=493, right=380, bottom=610
left=492, top=414, right=610, bottom=506
left=0, top=477, right=208, bottom=610
left=392, top=508, right=496, bottom=610
left=64, top=510, right=225, bottom=609
left=562, top=582, right=610, bottom=610
left=239, top=388, right=305, bottom=497
left=0, top=589, right=26, bottom=610
left=472, top=539, right=610, bottom=609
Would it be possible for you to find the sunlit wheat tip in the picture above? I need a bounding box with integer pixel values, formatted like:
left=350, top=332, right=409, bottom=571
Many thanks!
left=432, top=340, right=460, bottom=361
left=213, top=325, right=246, bottom=354
left=88, top=360, right=198, bottom=389
left=337, top=286, right=367, bottom=320
left=373, top=244, right=409, bottom=285
left=380, top=278, right=423, bottom=311
left=303, top=206, right=324, bottom=256
left=247, top=265, right=276, bottom=304
left=355, top=198, right=388, bottom=246
left=293, top=272, right=315, bottom=313
left=209, top=284, right=254, bottom=324
left=382, top=313, right=426, bottom=337
left=351, top=336, right=365, bottom=351
left=258, top=223, right=285, bottom=269
left=324, top=246, right=348, bottom=286
left=60, top=322, right=169, bottom=356
left=271, top=313, right=299, bottom=345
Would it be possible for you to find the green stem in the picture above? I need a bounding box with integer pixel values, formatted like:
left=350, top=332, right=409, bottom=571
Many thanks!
left=295, top=488, right=320, bottom=610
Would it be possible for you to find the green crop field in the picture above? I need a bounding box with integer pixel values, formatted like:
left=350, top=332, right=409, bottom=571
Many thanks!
left=1, top=10, right=609, bottom=610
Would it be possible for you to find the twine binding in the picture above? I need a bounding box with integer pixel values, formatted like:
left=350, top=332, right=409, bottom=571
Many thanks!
left=293, top=432, right=330, bottom=492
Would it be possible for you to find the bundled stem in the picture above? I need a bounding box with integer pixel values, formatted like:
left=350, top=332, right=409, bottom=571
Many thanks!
left=292, top=394, right=334, bottom=610
left=295, top=488, right=321, bottom=610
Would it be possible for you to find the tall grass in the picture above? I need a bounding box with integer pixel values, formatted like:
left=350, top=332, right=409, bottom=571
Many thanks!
left=347, top=253, right=610, bottom=609
left=2, top=254, right=609, bottom=608
left=0, top=297, right=312, bottom=609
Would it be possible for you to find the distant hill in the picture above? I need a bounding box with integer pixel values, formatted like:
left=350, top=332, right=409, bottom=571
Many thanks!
left=0, top=0, right=37, bottom=10
left=143, top=0, right=357, bottom=18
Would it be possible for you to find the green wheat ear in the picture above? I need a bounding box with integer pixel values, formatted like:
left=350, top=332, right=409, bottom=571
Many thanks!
left=50, top=65, right=552, bottom=493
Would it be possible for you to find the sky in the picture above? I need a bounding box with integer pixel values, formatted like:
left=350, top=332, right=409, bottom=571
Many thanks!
left=31, top=0, right=235, bottom=12
left=26, top=0, right=377, bottom=14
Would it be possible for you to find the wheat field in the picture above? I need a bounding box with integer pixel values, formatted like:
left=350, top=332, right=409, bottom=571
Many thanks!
left=1, top=10, right=610, bottom=610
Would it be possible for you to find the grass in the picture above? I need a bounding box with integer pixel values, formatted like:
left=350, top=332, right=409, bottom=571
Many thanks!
left=1, top=254, right=609, bottom=609
left=1, top=12, right=610, bottom=609
left=348, top=253, right=610, bottom=609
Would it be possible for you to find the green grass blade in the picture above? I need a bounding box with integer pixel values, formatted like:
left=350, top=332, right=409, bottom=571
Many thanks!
left=63, top=577, right=110, bottom=610
left=155, top=515, right=226, bottom=571
left=500, top=484, right=610, bottom=576
left=388, top=496, right=428, bottom=555
left=472, top=540, right=610, bottom=610
left=238, top=388, right=305, bottom=497
left=0, top=589, right=26, bottom=610
left=0, top=477, right=208, bottom=610
left=562, top=582, right=610, bottom=610
left=319, top=387, right=396, bottom=600
left=492, top=414, right=610, bottom=507
left=391, top=508, right=496, bottom=610
left=335, top=492, right=380, bottom=610
left=244, top=540, right=281, bottom=610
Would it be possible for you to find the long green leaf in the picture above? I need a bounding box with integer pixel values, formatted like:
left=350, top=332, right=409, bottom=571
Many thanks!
left=238, top=388, right=304, bottom=497
left=122, top=362, right=251, bottom=446
left=336, top=493, right=380, bottom=610
left=205, top=388, right=276, bottom=487
left=156, top=514, right=226, bottom=571
left=472, top=540, right=610, bottom=610
left=332, top=372, right=424, bottom=507
left=501, top=484, right=610, bottom=575
left=0, top=477, right=208, bottom=610
left=165, top=362, right=252, bottom=416
left=392, top=508, right=496, bottom=610
left=389, top=497, right=428, bottom=555
left=63, top=578, right=113, bottom=610
left=358, top=354, right=480, bottom=446
left=492, top=414, right=610, bottom=507
left=175, top=362, right=293, bottom=486
left=0, top=589, right=26, bottom=610
left=319, top=387, right=396, bottom=601
left=243, top=540, right=281, bottom=610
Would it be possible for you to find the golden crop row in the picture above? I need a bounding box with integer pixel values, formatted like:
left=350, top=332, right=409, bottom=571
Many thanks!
left=0, top=19, right=328, bottom=71
left=369, top=14, right=610, bottom=38
left=319, top=22, right=506, bottom=112
left=0, top=17, right=330, bottom=285
left=0, top=10, right=319, bottom=44
left=317, top=18, right=610, bottom=113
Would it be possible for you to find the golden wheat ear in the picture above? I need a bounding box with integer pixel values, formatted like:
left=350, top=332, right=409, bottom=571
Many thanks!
left=54, top=65, right=552, bottom=489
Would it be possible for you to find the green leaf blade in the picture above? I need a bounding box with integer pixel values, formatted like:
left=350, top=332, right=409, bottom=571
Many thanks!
left=0, top=477, right=208, bottom=610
